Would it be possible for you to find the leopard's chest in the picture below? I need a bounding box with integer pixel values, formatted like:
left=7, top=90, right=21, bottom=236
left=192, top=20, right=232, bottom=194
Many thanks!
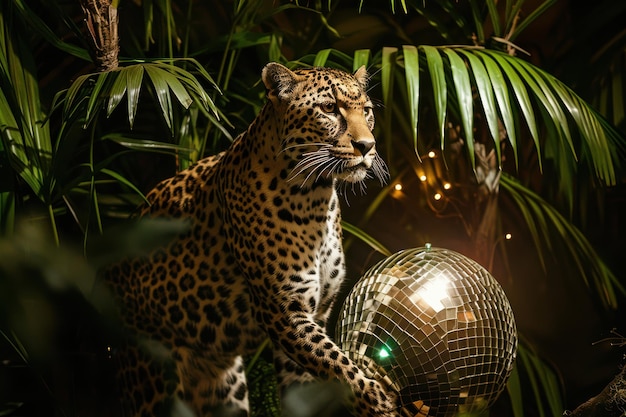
left=316, top=232, right=345, bottom=315
left=217, top=159, right=346, bottom=312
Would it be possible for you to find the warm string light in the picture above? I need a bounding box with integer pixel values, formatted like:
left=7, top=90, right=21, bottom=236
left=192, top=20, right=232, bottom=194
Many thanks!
left=488, top=233, right=513, bottom=270
left=391, top=181, right=408, bottom=202
left=420, top=150, right=452, bottom=205
left=392, top=150, right=454, bottom=204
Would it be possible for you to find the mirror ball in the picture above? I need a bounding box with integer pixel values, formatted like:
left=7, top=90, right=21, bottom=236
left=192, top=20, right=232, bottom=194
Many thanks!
left=336, top=246, right=517, bottom=416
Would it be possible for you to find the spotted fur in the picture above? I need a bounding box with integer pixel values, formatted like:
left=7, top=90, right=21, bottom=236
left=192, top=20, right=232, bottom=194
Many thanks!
left=103, top=63, right=396, bottom=416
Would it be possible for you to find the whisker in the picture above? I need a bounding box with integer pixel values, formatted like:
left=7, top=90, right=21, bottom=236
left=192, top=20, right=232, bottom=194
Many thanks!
left=278, top=142, right=329, bottom=155
left=316, top=158, right=343, bottom=183
left=289, top=149, right=334, bottom=184
left=309, top=154, right=340, bottom=185
left=290, top=155, right=330, bottom=180
left=371, top=156, right=390, bottom=185
left=340, top=181, right=354, bottom=205
left=289, top=150, right=329, bottom=172
left=301, top=156, right=333, bottom=186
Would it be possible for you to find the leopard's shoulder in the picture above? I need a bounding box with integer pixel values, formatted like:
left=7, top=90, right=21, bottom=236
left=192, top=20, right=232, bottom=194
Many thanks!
left=140, top=152, right=225, bottom=217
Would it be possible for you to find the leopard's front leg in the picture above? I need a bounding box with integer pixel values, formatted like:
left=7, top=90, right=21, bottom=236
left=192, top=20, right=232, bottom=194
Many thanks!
left=246, top=259, right=398, bottom=417
left=264, top=309, right=398, bottom=417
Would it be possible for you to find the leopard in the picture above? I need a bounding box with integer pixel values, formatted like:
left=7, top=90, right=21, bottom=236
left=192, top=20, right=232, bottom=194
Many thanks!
left=102, top=62, right=399, bottom=417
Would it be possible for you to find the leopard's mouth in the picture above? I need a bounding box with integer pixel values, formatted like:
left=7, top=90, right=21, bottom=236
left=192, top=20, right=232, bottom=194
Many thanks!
left=335, top=161, right=369, bottom=182
left=346, top=155, right=372, bottom=169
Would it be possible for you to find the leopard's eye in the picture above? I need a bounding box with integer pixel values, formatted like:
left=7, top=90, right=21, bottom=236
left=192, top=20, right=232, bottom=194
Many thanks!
left=320, top=101, right=337, bottom=114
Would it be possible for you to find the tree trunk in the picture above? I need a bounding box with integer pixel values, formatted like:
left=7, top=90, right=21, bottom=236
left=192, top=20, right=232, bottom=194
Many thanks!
left=79, top=0, right=119, bottom=71
left=448, top=128, right=503, bottom=269
left=566, top=365, right=626, bottom=417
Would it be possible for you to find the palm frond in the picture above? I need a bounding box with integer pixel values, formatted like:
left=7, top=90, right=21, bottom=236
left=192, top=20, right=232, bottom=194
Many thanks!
left=458, top=49, right=502, bottom=163
left=103, top=133, right=196, bottom=155
left=10, top=0, right=91, bottom=61
left=0, top=1, right=58, bottom=240
left=403, top=0, right=558, bottom=47
left=508, top=0, right=558, bottom=42
left=444, top=49, right=475, bottom=167
left=422, top=45, right=447, bottom=145
left=402, top=45, right=420, bottom=149
left=59, top=59, right=224, bottom=135
left=0, top=12, right=52, bottom=194
left=589, top=39, right=626, bottom=132
left=506, top=363, right=524, bottom=417
left=514, top=341, right=564, bottom=417
left=0, top=189, right=15, bottom=236
left=379, top=46, right=625, bottom=197
left=353, top=49, right=371, bottom=71
left=500, top=174, right=625, bottom=310
left=380, top=47, right=399, bottom=169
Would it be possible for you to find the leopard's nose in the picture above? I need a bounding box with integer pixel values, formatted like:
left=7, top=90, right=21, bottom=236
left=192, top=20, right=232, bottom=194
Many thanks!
left=351, top=139, right=375, bottom=156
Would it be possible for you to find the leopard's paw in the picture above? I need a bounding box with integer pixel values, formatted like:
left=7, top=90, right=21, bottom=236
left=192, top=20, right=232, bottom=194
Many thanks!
left=352, top=378, right=399, bottom=417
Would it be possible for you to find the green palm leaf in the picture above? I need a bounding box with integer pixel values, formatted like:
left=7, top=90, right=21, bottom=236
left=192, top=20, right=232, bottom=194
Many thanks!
left=478, top=51, right=520, bottom=164
left=501, top=174, right=624, bottom=309
left=152, top=60, right=222, bottom=117
left=0, top=186, right=15, bottom=236
left=125, top=65, right=145, bottom=128
left=58, top=60, right=223, bottom=135
left=486, top=0, right=502, bottom=36
left=313, top=49, right=332, bottom=67
left=402, top=45, right=420, bottom=148
left=422, top=45, right=447, bottom=146
left=444, top=49, right=475, bottom=167
left=481, top=51, right=543, bottom=168
left=60, top=73, right=98, bottom=128
left=515, top=341, right=564, bottom=417
left=381, top=46, right=398, bottom=162
left=0, top=12, right=47, bottom=188
left=341, top=221, right=392, bottom=257
left=107, top=68, right=129, bottom=117
left=144, top=64, right=178, bottom=130
left=389, top=46, right=624, bottom=192
left=506, top=363, right=524, bottom=417
left=0, top=2, right=60, bottom=240
left=458, top=49, right=502, bottom=163
left=353, top=49, right=370, bottom=71
left=103, top=133, right=195, bottom=156
left=11, top=0, right=90, bottom=61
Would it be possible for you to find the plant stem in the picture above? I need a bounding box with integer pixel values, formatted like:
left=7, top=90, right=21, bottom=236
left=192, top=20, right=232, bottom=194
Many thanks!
left=47, top=203, right=59, bottom=246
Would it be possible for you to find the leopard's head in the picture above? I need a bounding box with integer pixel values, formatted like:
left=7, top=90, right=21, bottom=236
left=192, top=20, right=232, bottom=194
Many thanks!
left=262, top=63, right=388, bottom=190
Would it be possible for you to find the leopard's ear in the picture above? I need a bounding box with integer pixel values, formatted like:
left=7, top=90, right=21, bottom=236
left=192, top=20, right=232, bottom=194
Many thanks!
left=353, top=65, right=369, bottom=90
left=262, top=63, right=303, bottom=101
